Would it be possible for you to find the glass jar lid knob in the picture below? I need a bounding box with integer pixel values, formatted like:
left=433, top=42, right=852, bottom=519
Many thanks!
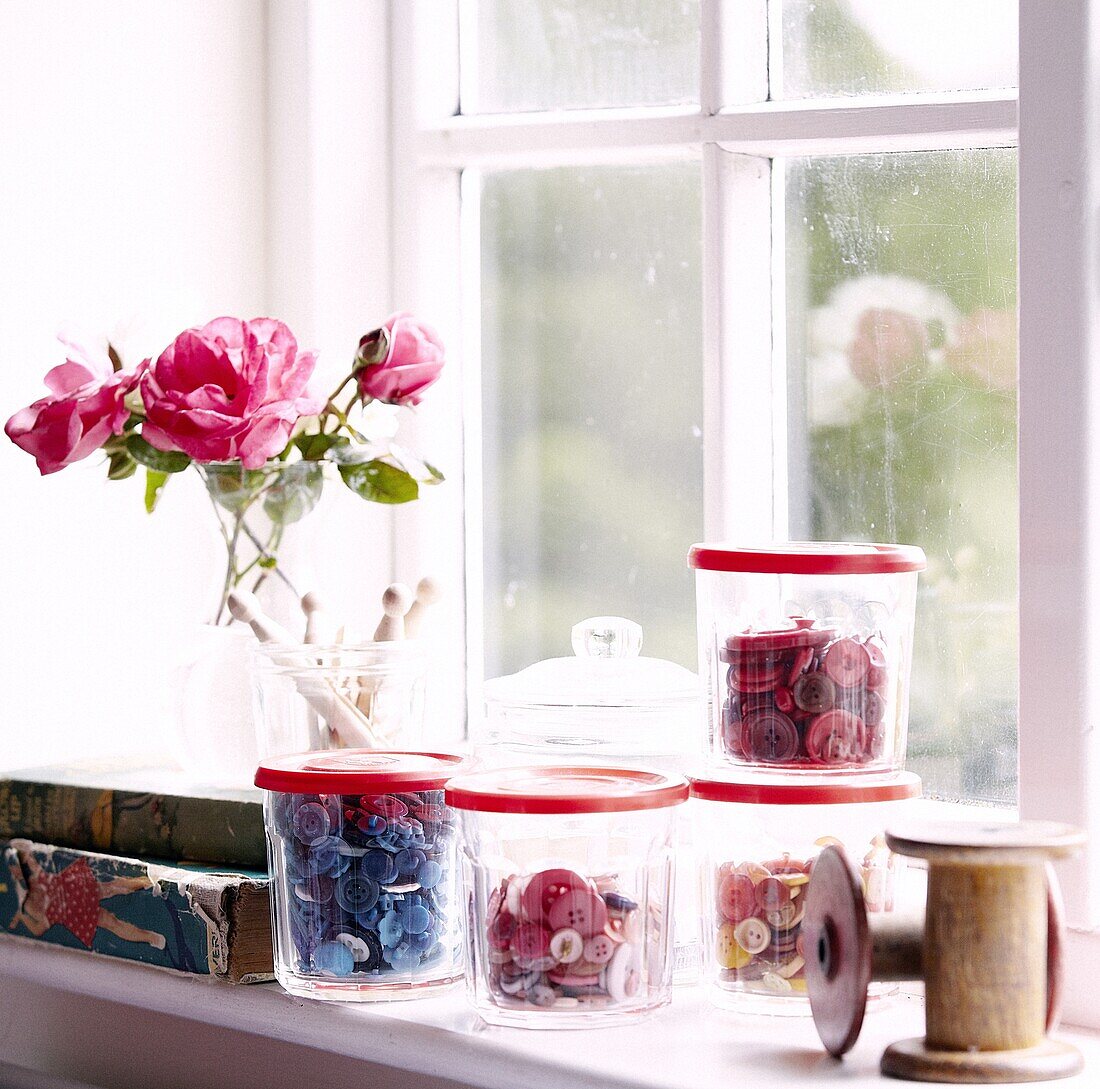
left=570, top=616, right=643, bottom=659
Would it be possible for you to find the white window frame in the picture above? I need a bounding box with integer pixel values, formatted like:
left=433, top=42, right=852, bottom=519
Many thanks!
left=388, top=0, right=1100, bottom=1026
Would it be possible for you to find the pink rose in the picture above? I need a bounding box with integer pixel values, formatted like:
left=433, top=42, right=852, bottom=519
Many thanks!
left=5, top=338, right=140, bottom=475
left=945, top=308, right=1017, bottom=392
left=356, top=311, right=444, bottom=406
left=139, top=317, right=324, bottom=469
left=847, top=307, right=928, bottom=389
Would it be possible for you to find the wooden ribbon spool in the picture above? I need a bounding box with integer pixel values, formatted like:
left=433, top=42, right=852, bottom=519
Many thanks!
left=802, top=820, right=1086, bottom=1083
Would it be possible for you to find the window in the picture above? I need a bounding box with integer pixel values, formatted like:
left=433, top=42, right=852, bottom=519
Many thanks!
left=396, top=0, right=1020, bottom=806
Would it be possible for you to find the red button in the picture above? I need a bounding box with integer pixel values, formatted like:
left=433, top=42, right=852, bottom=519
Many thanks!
left=793, top=671, right=836, bottom=714
left=511, top=922, right=551, bottom=960
left=521, top=868, right=587, bottom=923
left=755, top=876, right=791, bottom=913
left=805, top=709, right=866, bottom=765
left=547, top=888, right=608, bottom=938
left=786, top=646, right=814, bottom=687
left=718, top=872, right=757, bottom=923
left=774, top=686, right=795, bottom=714
left=862, top=689, right=885, bottom=727
left=741, top=711, right=800, bottom=763
left=823, top=639, right=871, bottom=688
left=488, top=911, right=516, bottom=950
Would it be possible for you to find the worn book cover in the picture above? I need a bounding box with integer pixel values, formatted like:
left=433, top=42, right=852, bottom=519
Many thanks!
left=0, top=837, right=273, bottom=983
left=0, top=760, right=265, bottom=870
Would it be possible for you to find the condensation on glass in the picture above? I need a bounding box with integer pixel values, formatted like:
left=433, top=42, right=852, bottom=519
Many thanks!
left=479, top=164, right=703, bottom=680
left=784, top=148, right=1018, bottom=805
left=775, top=0, right=1018, bottom=99
left=463, top=0, right=700, bottom=113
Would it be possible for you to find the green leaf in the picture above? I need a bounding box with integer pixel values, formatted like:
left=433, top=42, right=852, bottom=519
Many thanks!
left=258, top=555, right=277, bottom=569
left=263, top=463, right=324, bottom=524
left=107, top=449, right=137, bottom=481
left=423, top=460, right=445, bottom=483
left=126, top=433, right=191, bottom=473
left=295, top=432, right=345, bottom=461
left=327, top=440, right=376, bottom=466
left=144, top=469, right=169, bottom=513
left=339, top=459, right=419, bottom=504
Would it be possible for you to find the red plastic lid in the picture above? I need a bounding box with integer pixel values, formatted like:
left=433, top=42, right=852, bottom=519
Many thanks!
left=688, top=770, right=921, bottom=806
left=255, top=750, right=463, bottom=794
left=445, top=765, right=689, bottom=815
left=688, top=542, right=926, bottom=576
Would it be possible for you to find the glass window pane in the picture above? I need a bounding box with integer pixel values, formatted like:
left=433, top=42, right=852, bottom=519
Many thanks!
left=464, top=0, right=700, bottom=113
left=480, top=164, right=703, bottom=679
left=776, top=0, right=1017, bottom=99
left=784, top=149, right=1018, bottom=805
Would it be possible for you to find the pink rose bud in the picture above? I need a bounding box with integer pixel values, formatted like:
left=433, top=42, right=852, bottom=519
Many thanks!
left=847, top=307, right=929, bottom=390
left=139, top=317, right=324, bottom=469
left=5, top=338, right=141, bottom=475
left=356, top=312, right=445, bottom=407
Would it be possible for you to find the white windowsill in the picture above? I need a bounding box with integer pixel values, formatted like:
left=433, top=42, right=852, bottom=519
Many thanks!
left=1, top=939, right=1096, bottom=1088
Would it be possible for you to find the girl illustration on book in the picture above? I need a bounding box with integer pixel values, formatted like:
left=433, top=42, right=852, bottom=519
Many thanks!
left=4, top=841, right=166, bottom=950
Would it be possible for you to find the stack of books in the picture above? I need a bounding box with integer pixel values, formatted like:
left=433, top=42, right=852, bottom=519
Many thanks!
left=0, top=761, right=273, bottom=983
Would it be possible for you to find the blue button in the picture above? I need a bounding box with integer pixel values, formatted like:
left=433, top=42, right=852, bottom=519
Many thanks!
left=417, top=860, right=443, bottom=890
left=378, top=910, right=404, bottom=948
left=292, top=802, right=331, bottom=845
left=360, top=849, right=399, bottom=884
left=400, top=903, right=431, bottom=936
left=312, top=940, right=355, bottom=976
left=395, top=848, right=425, bottom=876
left=335, top=873, right=380, bottom=913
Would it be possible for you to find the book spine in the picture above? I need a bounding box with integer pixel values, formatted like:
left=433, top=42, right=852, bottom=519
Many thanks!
left=0, top=837, right=272, bottom=982
left=0, top=779, right=266, bottom=869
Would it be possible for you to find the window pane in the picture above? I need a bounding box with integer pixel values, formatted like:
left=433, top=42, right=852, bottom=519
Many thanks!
left=480, top=164, right=703, bottom=679
left=464, top=0, right=700, bottom=113
left=785, top=149, right=1017, bottom=805
left=776, top=0, right=1017, bottom=99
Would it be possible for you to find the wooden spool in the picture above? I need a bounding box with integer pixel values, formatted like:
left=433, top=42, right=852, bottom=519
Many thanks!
left=802, top=820, right=1086, bottom=1083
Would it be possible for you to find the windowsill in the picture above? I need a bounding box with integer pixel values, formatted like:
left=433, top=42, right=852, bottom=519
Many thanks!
left=1, top=938, right=1096, bottom=1088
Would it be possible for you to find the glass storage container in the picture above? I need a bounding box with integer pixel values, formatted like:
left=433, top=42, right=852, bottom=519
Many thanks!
left=476, top=615, right=704, bottom=982
left=689, top=770, right=921, bottom=1014
left=447, top=764, right=688, bottom=1029
left=688, top=543, right=925, bottom=773
left=251, top=642, right=428, bottom=757
left=256, top=749, right=463, bottom=1000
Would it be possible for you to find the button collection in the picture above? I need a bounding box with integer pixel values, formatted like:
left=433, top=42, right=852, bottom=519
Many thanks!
left=720, top=619, right=891, bottom=768
left=482, top=867, right=645, bottom=1012
left=272, top=788, right=458, bottom=982
left=713, top=836, right=894, bottom=997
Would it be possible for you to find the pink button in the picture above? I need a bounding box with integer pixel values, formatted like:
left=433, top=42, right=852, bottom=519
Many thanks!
left=583, top=933, right=615, bottom=964
left=547, top=888, right=609, bottom=937
left=520, top=868, right=588, bottom=923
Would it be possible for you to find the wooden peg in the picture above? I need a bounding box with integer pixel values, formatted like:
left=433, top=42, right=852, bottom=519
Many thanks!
left=403, top=576, right=442, bottom=638
left=373, top=583, right=413, bottom=641
left=802, top=820, right=1086, bottom=1083
left=228, top=589, right=295, bottom=645
left=300, top=591, right=330, bottom=644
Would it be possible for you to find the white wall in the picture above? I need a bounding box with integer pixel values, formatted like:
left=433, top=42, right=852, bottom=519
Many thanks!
left=0, top=2, right=327, bottom=771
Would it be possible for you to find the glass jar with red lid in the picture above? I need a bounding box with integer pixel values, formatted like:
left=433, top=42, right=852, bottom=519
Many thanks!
left=688, top=542, right=925, bottom=773
left=446, top=764, right=688, bottom=1028
left=255, top=749, right=464, bottom=1000
left=689, top=770, right=921, bottom=1014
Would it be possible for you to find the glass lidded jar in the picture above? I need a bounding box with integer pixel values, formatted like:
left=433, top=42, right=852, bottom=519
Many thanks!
left=256, top=749, right=464, bottom=1001
left=689, top=770, right=921, bottom=1015
left=446, top=764, right=688, bottom=1029
left=477, top=615, right=704, bottom=984
left=688, top=543, right=926, bottom=773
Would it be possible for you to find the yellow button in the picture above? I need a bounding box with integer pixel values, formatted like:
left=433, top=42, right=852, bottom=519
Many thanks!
left=716, top=923, right=753, bottom=969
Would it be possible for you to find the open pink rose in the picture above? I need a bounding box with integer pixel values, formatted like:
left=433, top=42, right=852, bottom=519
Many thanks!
left=139, top=317, right=324, bottom=469
left=5, top=338, right=140, bottom=475
left=847, top=307, right=929, bottom=389
left=356, top=312, right=444, bottom=406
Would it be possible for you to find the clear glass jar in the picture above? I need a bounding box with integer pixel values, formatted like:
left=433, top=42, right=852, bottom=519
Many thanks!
left=256, top=750, right=464, bottom=1001
left=446, top=765, right=687, bottom=1029
left=689, top=543, right=925, bottom=773
left=251, top=642, right=428, bottom=757
left=690, top=770, right=921, bottom=1015
left=476, top=616, right=704, bottom=984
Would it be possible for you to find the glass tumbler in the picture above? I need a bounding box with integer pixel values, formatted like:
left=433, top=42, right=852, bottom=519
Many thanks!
left=447, top=764, right=687, bottom=1029
left=256, top=749, right=464, bottom=1000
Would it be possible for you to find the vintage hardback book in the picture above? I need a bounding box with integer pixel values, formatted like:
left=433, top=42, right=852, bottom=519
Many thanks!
left=0, top=837, right=273, bottom=983
left=0, top=760, right=265, bottom=869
